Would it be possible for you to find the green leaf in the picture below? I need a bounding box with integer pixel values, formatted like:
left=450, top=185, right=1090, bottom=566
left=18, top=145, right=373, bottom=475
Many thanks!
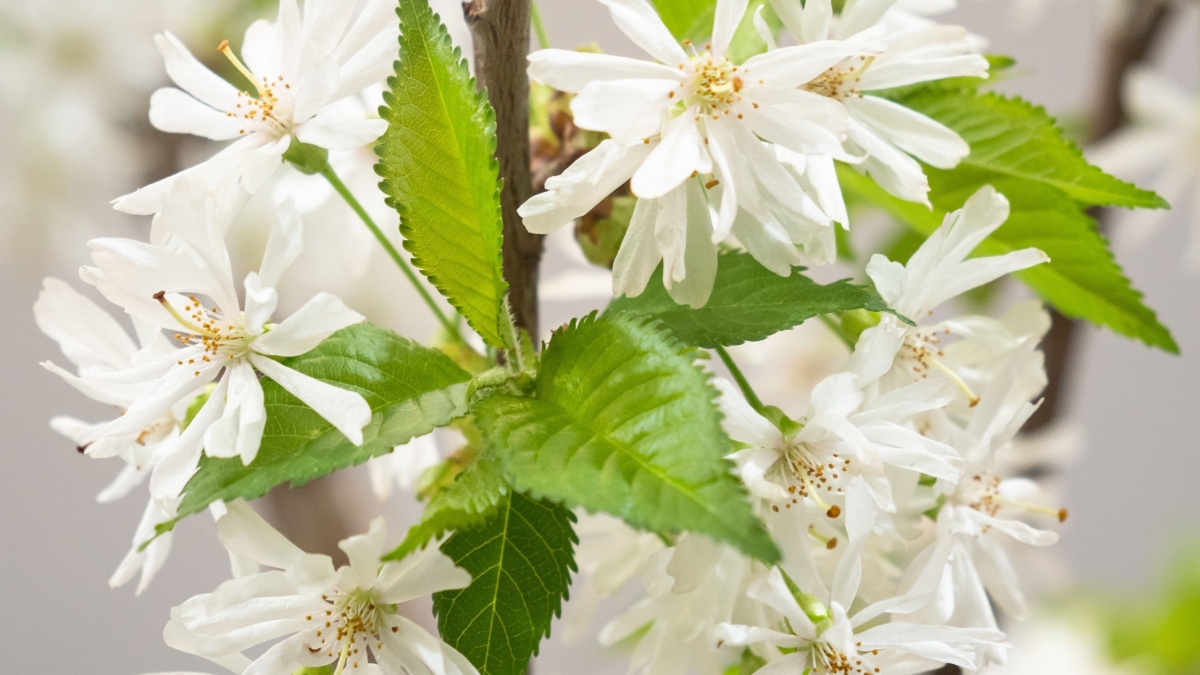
left=839, top=167, right=1179, bottom=353
left=899, top=89, right=1167, bottom=210
left=433, top=492, right=577, bottom=675
left=161, top=324, right=472, bottom=532
left=606, top=251, right=890, bottom=348
left=383, top=455, right=510, bottom=561
left=474, top=313, right=780, bottom=564
left=651, top=0, right=715, bottom=41
left=650, top=0, right=778, bottom=63
left=376, top=0, right=510, bottom=348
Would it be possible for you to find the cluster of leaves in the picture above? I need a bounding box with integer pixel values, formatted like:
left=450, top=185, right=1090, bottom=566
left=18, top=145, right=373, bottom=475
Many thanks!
left=149, top=1, right=1175, bottom=673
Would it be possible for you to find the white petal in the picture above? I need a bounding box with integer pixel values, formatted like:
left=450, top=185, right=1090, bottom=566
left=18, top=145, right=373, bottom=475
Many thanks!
left=253, top=293, right=363, bottom=357
left=519, top=140, right=653, bottom=234
left=611, top=196, right=664, bottom=298
left=249, top=353, right=371, bottom=446
left=631, top=114, right=709, bottom=199
left=339, top=517, right=388, bottom=589
left=35, top=278, right=137, bottom=371
left=216, top=501, right=319, bottom=572
left=665, top=180, right=719, bottom=307
left=149, top=88, right=243, bottom=141
left=528, top=49, right=683, bottom=92
left=571, top=79, right=677, bottom=143
left=154, top=32, right=241, bottom=111
left=743, top=37, right=882, bottom=89
left=258, top=198, right=305, bottom=289
left=712, top=0, right=750, bottom=57
left=599, top=0, right=690, bottom=67
left=848, top=96, right=968, bottom=169
left=295, top=115, right=387, bottom=151
left=377, top=547, right=473, bottom=605
left=713, top=379, right=780, bottom=447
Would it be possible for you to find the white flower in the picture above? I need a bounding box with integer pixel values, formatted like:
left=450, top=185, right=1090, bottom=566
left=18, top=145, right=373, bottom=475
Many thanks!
left=367, top=429, right=466, bottom=501
left=601, top=535, right=749, bottom=675
left=852, top=186, right=1049, bottom=407
left=115, top=0, right=397, bottom=214
left=560, top=514, right=666, bottom=643
left=1091, top=67, right=1200, bottom=270
left=769, top=0, right=988, bottom=205
left=75, top=189, right=370, bottom=498
left=167, top=502, right=477, bottom=675
left=717, top=373, right=961, bottom=542
left=519, top=0, right=882, bottom=305
left=910, top=348, right=1061, bottom=651
left=713, top=549, right=1004, bottom=674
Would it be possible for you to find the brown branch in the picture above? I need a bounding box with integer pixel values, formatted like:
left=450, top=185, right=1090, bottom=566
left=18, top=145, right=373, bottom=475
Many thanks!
left=464, top=0, right=543, bottom=339
left=1025, top=0, right=1172, bottom=433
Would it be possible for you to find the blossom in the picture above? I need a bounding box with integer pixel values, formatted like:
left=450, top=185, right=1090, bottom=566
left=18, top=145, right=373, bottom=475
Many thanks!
left=166, top=502, right=478, bottom=674
left=906, top=347, right=1062, bottom=664
left=601, top=535, right=750, bottom=675
left=75, top=188, right=370, bottom=498
left=717, top=372, right=961, bottom=542
left=519, top=0, right=883, bottom=305
left=115, top=0, right=397, bottom=214
left=1091, top=67, right=1200, bottom=270
left=851, top=186, right=1049, bottom=408
left=768, top=0, right=988, bottom=205
left=712, top=549, right=1004, bottom=674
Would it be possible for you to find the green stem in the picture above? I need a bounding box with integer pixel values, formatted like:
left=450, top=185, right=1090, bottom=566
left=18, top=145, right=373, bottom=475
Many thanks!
left=531, top=2, right=551, bottom=50
left=318, top=164, right=460, bottom=339
left=715, top=345, right=765, bottom=413
left=819, top=314, right=855, bottom=350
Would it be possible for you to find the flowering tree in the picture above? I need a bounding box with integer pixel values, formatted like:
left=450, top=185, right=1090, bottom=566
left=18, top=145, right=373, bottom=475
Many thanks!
left=34, top=0, right=1182, bottom=673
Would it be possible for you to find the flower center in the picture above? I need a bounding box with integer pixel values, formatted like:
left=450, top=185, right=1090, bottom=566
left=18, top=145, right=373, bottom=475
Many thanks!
left=154, top=291, right=249, bottom=374
left=809, top=641, right=879, bottom=674
left=767, top=442, right=852, bottom=516
left=960, top=472, right=1069, bottom=525
left=306, top=589, right=387, bottom=674
left=687, top=48, right=744, bottom=118
left=806, top=55, right=876, bottom=101
left=217, top=40, right=293, bottom=137
left=899, top=326, right=980, bottom=407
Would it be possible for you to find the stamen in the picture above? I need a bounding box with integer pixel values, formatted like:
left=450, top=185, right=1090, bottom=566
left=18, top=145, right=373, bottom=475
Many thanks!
left=929, top=357, right=981, bottom=407
left=218, top=40, right=265, bottom=98
left=154, top=291, right=217, bottom=339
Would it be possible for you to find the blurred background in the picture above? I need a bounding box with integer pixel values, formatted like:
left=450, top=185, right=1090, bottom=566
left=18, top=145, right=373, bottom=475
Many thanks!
left=1, top=0, right=1198, bottom=672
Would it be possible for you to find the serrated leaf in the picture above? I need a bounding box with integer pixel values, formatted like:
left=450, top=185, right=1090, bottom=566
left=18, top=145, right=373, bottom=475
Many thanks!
left=384, top=455, right=509, bottom=561
left=161, top=324, right=473, bottom=532
left=839, top=167, right=1179, bottom=353
left=607, top=251, right=889, bottom=348
left=899, top=89, right=1167, bottom=210
left=376, top=0, right=510, bottom=348
left=433, top=491, right=577, bottom=675
left=474, top=313, right=781, bottom=564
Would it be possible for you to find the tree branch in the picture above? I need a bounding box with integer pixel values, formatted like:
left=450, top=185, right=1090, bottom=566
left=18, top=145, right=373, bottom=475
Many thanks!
left=464, top=0, right=543, bottom=339
left=1026, top=0, right=1172, bottom=432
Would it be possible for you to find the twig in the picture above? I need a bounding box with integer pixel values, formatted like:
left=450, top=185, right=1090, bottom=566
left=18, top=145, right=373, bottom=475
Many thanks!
left=464, top=0, right=544, bottom=339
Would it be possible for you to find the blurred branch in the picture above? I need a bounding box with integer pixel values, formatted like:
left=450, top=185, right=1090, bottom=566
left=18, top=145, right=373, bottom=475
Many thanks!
left=1026, top=0, right=1173, bottom=433
left=936, top=7, right=1177, bottom=675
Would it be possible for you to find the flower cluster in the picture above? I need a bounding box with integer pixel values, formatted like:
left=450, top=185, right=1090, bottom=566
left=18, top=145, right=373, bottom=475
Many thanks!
left=30, top=0, right=1107, bottom=673
left=568, top=186, right=1063, bottom=673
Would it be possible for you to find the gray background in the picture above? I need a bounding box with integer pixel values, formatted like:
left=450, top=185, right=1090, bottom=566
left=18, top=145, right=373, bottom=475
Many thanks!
left=2, top=1, right=1198, bottom=672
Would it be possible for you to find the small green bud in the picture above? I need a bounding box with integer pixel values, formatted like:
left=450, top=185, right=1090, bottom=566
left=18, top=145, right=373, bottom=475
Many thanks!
left=282, top=137, right=329, bottom=175
left=839, top=308, right=882, bottom=346
left=760, top=405, right=802, bottom=439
